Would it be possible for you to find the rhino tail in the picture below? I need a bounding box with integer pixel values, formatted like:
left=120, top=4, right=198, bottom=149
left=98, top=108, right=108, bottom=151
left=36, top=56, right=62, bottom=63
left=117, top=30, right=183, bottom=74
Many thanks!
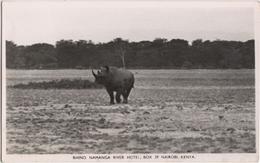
left=132, top=78, right=135, bottom=88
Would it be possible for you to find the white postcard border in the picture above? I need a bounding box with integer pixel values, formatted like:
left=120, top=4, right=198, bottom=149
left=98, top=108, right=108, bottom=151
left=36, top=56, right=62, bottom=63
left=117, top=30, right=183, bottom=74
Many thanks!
left=1, top=0, right=259, bottom=163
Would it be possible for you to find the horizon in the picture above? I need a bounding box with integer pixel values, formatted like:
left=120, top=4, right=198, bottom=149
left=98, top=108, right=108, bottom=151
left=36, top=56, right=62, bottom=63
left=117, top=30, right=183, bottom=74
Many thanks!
left=6, top=37, right=255, bottom=47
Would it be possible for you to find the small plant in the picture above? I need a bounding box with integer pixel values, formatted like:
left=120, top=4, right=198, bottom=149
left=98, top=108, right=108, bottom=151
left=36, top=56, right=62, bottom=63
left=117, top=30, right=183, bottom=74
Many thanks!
left=9, top=79, right=103, bottom=89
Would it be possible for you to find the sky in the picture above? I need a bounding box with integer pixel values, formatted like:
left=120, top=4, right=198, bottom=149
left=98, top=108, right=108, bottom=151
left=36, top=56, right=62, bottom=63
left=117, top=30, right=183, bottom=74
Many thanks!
left=3, top=1, right=255, bottom=45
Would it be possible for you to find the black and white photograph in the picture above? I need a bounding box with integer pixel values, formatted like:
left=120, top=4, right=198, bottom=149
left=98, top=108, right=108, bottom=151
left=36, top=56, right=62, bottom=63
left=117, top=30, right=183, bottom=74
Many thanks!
left=1, top=0, right=259, bottom=162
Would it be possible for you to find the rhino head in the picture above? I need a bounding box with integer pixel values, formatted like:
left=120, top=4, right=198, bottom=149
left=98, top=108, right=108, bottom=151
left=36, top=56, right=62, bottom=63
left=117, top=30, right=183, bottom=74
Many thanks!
left=92, top=66, right=110, bottom=85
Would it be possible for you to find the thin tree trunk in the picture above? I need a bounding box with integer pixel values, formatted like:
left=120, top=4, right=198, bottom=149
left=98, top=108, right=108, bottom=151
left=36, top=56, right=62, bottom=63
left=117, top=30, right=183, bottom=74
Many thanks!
left=120, top=48, right=126, bottom=69
left=121, top=51, right=125, bottom=69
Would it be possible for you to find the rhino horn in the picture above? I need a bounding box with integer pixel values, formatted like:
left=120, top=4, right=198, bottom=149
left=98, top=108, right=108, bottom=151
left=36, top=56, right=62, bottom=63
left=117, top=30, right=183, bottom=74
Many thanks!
left=101, top=66, right=109, bottom=72
left=104, top=66, right=109, bottom=72
left=92, top=69, right=97, bottom=77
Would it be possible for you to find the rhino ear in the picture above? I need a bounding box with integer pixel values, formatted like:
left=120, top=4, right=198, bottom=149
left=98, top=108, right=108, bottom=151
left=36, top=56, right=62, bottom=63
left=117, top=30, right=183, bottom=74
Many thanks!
left=103, top=66, right=109, bottom=72
left=92, top=69, right=97, bottom=78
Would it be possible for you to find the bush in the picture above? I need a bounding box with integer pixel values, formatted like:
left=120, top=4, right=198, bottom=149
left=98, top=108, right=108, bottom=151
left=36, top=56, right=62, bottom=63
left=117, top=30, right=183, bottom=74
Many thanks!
left=10, top=79, right=103, bottom=89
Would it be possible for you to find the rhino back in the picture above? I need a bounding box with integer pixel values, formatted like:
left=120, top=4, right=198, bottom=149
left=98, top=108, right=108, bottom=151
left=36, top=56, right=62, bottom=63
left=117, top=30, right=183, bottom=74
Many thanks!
left=108, top=67, right=134, bottom=88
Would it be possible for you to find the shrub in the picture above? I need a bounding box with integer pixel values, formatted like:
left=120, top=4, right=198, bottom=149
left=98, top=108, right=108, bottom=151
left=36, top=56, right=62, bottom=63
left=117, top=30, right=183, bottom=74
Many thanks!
left=10, top=79, right=103, bottom=89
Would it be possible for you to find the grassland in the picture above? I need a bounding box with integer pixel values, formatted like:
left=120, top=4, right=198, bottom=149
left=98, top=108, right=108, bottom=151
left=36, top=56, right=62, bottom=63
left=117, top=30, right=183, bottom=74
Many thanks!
left=6, top=69, right=255, bottom=154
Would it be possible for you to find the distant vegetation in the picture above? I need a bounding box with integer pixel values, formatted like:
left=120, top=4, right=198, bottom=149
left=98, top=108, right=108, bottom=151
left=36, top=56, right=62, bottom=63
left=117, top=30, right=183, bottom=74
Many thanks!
left=6, top=38, right=254, bottom=69
left=10, top=79, right=102, bottom=89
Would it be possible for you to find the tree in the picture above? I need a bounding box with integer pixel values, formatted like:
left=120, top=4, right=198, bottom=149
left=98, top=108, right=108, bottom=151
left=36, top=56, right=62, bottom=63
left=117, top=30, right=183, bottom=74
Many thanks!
left=112, top=38, right=129, bottom=68
left=240, top=40, right=254, bottom=68
left=6, top=38, right=255, bottom=69
left=6, top=41, right=17, bottom=68
left=23, top=43, right=56, bottom=68
left=56, top=40, right=78, bottom=68
left=6, top=41, right=27, bottom=68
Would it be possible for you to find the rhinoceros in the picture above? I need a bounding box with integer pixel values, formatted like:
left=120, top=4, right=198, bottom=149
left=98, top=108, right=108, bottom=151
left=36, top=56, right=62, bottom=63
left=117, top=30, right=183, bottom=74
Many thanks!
left=92, top=66, right=134, bottom=104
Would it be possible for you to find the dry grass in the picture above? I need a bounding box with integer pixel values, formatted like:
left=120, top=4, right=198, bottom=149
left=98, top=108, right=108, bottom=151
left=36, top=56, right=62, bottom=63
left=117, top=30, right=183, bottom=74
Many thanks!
left=6, top=69, right=255, bottom=154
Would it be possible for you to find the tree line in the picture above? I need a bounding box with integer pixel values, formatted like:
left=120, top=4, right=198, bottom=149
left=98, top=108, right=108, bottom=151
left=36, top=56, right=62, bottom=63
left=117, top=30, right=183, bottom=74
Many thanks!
left=6, top=38, right=254, bottom=69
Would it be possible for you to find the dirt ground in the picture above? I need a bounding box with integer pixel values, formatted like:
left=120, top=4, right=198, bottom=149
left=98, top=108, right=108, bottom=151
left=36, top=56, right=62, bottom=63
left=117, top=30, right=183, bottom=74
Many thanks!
left=6, top=70, right=255, bottom=154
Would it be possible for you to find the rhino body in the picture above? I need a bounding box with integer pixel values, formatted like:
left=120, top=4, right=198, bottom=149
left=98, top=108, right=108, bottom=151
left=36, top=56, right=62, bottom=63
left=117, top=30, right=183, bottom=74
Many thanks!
left=92, top=66, right=134, bottom=104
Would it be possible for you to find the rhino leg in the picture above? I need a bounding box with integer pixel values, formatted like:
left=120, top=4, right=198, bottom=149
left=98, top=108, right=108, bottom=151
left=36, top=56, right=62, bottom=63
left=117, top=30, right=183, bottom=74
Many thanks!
left=106, top=89, right=115, bottom=104
left=122, top=96, right=128, bottom=104
left=116, top=91, right=122, bottom=103
left=122, top=88, right=132, bottom=104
